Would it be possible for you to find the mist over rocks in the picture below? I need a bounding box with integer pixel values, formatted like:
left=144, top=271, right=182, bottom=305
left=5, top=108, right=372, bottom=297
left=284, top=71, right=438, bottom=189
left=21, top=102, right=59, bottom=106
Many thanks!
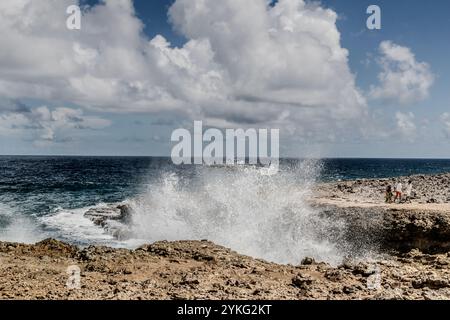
left=80, top=172, right=450, bottom=263
left=76, top=162, right=342, bottom=266
left=319, top=206, right=450, bottom=254
left=1, top=172, right=447, bottom=299
left=313, top=173, right=450, bottom=254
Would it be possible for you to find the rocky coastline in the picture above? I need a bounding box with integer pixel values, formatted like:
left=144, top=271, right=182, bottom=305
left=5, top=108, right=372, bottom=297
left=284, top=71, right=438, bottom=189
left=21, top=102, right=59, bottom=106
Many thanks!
left=1, top=173, right=450, bottom=300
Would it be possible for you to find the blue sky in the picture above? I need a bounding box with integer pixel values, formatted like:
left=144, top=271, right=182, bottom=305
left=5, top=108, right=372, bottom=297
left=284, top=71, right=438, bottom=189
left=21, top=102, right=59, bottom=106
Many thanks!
left=319, top=0, right=450, bottom=157
left=0, top=0, right=449, bottom=157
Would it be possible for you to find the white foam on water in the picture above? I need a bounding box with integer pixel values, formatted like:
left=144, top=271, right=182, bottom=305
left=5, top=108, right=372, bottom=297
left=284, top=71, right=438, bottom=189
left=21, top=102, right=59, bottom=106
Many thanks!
left=4, top=160, right=364, bottom=265
left=39, top=204, right=115, bottom=244
left=126, top=160, right=348, bottom=265
left=0, top=203, right=45, bottom=244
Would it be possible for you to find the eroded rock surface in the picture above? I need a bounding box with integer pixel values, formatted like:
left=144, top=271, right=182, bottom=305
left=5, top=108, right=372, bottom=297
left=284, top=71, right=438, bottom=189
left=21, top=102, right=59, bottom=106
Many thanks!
left=84, top=204, right=132, bottom=240
left=317, top=206, right=450, bottom=254
left=1, top=239, right=450, bottom=300
left=313, top=173, right=450, bottom=254
left=2, top=173, right=450, bottom=300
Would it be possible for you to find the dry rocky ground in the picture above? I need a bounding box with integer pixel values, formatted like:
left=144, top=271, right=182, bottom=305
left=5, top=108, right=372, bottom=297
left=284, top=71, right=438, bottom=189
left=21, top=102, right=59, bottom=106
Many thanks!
left=1, top=173, right=450, bottom=300
left=0, top=237, right=449, bottom=300
left=315, top=172, right=450, bottom=205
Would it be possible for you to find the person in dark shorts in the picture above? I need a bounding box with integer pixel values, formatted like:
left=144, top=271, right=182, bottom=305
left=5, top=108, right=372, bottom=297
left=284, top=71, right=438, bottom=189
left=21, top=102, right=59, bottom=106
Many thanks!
left=385, top=185, right=393, bottom=203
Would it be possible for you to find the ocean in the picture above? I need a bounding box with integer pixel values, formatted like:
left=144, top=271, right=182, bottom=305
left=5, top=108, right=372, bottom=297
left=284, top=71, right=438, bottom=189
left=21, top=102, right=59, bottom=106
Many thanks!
left=1, top=156, right=450, bottom=264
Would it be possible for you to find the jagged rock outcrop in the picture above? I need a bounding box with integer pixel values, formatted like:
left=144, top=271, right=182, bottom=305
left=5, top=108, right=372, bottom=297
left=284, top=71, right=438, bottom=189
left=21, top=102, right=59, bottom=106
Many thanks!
left=83, top=204, right=132, bottom=240
left=313, top=173, right=450, bottom=254
left=316, top=206, right=450, bottom=254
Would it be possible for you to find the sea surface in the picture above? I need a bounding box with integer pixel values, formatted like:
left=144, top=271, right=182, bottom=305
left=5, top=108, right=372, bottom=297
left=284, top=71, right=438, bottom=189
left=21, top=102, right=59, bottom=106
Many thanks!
left=1, top=156, right=450, bottom=264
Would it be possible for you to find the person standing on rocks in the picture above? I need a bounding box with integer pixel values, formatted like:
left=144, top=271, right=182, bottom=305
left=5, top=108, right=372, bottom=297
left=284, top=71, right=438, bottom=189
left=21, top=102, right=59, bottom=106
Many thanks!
left=394, top=181, right=403, bottom=203
left=405, top=180, right=413, bottom=202
left=385, top=185, right=393, bottom=203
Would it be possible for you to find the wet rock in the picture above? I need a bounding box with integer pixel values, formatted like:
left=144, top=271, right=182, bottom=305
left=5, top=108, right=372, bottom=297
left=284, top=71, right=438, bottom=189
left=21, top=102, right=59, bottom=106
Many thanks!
left=383, top=210, right=450, bottom=253
left=83, top=205, right=133, bottom=240
left=116, top=205, right=132, bottom=223
left=301, top=257, right=315, bottom=265
left=84, top=206, right=122, bottom=225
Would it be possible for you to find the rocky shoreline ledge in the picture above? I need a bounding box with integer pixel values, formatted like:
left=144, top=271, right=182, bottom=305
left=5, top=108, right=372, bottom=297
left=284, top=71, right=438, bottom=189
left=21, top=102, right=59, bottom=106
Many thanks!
left=314, top=172, right=450, bottom=205
left=1, top=238, right=450, bottom=300
left=312, top=172, right=450, bottom=254
left=1, top=173, right=450, bottom=300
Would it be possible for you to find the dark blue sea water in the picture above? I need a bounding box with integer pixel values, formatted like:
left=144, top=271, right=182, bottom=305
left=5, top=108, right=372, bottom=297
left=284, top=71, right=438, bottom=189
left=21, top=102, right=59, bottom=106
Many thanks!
left=1, top=156, right=450, bottom=262
left=319, top=158, right=450, bottom=181
left=3, top=156, right=449, bottom=216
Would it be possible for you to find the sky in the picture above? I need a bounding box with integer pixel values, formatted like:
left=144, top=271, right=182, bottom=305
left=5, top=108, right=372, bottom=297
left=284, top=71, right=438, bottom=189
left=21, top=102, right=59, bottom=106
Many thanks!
left=0, top=0, right=449, bottom=158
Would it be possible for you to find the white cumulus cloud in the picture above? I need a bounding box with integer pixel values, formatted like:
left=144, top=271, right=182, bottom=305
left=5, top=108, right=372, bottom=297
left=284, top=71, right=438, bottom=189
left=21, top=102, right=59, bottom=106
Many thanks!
left=370, top=41, right=434, bottom=105
left=0, top=0, right=367, bottom=143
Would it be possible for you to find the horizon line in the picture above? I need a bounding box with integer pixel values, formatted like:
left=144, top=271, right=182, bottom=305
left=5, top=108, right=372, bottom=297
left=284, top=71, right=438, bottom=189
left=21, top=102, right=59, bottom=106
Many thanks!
left=2, top=155, right=450, bottom=160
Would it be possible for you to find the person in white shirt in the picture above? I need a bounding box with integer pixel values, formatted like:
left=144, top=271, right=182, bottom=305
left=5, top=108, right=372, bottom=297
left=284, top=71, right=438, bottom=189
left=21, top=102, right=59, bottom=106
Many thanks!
left=405, top=180, right=413, bottom=201
left=394, top=182, right=403, bottom=203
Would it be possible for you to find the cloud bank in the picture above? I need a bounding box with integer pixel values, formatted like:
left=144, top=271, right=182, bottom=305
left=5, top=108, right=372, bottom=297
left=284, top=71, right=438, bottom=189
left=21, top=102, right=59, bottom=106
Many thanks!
left=0, top=0, right=440, bottom=150
left=0, top=103, right=111, bottom=142
left=0, top=0, right=368, bottom=143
